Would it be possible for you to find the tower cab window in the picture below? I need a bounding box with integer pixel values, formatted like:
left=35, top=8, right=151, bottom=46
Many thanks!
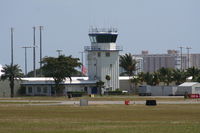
left=98, top=52, right=101, bottom=57
left=105, top=52, right=110, bottom=57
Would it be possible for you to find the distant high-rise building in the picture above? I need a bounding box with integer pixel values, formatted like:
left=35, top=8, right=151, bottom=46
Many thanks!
left=133, top=50, right=188, bottom=73
left=189, top=54, right=200, bottom=69
left=121, top=51, right=200, bottom=75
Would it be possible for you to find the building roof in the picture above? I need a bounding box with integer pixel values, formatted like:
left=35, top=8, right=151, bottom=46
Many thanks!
left=21, top=76, right=132, bottom=85
left=21, top=77, right=97, bottom=85
left=179, top=82, right=199, bottom=87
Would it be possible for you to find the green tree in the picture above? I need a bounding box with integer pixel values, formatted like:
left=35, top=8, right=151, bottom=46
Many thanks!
left=1, top=64, right=23, bottom=97
left=158, top=67, right=173, bottom=85
left=41, top=55, right=81, bottom=95
left=172, top=69, right=186, bottom=85
left=137, top=72, right=160, bottom=86
left=152, top=72, right=160, bottom=86
left=138, top=72, right=145, bottom=84
left=120, top=53, right=137, bottom=92
left=143, top=72, right=154, bottom=85
left=186, top=67, right=200, bottom=81
left=96, top=80, right=105, bottom=95
left=26, top=68, right=43, bottom=77
left=130, top=76, right=141, bottom=94
left=119, top=53, right=137, bottom=77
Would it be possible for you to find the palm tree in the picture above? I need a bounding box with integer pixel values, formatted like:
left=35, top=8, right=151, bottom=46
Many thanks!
left=119, top=53, right=137, bottom=77
left=152, top=72, right=160, bottom=86
left=143, top=72, right=154, bottom=85
left=172, top=69, right=186, bottom=85
left=130, top=76, right=141, bottom=94
left=96, top=80, right=105, bottom=95
left=138, top=72, right=145, bottom=84
left=1, top=64, right=23, bottom=97
left=120, top=53, right=137, bottom=92
left=158, top=67, right=173, bottom=86
left=186, top=67, right=200, bottom=81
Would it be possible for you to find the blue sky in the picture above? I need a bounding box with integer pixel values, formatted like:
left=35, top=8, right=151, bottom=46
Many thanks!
left=0, top=0, right=200, bottom=73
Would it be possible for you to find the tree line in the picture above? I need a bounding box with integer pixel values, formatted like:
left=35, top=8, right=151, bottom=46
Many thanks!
left=120, top=53, right=200, bottom=87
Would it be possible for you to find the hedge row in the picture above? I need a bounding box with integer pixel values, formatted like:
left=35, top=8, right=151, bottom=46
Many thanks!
left=105, top=91, right=123, bottom=95
left=67, top=91, right=85, bottom=97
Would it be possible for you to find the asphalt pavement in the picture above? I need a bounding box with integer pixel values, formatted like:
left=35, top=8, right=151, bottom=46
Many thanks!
left=0, top=99, right=200, bottom=106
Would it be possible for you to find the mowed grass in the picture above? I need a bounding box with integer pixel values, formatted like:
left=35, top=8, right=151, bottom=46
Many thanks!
left=0, top=95, right=185, bottom=101
left=0, top=104, right=200, bottom=133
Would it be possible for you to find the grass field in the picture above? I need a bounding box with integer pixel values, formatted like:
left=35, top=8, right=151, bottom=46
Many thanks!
left=0, top=104, right=200, bottom=133
left=0, top=95, right=186, bottom=101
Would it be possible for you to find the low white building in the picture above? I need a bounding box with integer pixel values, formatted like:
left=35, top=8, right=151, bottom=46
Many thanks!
left=176, top=82, right=200, bottom=95
left=21, top=77, right=97, bottom=96
left=21, top=76, right=132, bottom=96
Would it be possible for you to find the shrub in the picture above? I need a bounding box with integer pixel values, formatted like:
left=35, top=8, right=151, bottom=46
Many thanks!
left=106, top=90, right=123, bottom=95
left=67, top=91, right=85, bottom=97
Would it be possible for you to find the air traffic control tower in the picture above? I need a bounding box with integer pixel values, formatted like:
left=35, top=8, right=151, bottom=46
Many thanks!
left=84, top=28, right=122, bottom=91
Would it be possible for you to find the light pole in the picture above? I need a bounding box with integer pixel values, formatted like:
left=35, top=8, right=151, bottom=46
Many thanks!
left=56, top=50, right=63, bottom=56
left=11, top=27, right=14, bottom=66
left=179, top=46, right=184, bottom=70
left=21, top=46, right=33, bottom=76
left=33, top=27, right=36, bottom=77
left=186, top=47, right=192, bottom=69
left=39, top=26, right=43, bottom=76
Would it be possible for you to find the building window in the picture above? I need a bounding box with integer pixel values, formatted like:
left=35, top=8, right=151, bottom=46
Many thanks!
left=43, top=87, right=48, bottom=93
left=37, top=87, right=41, bottom=93
left=105, top=52, right=110, bottom=57
left=84, top=87, right=88, bottom=92
left=28, top=87, right=32, bottom=93
left=98, top=52, right=101, bottom=57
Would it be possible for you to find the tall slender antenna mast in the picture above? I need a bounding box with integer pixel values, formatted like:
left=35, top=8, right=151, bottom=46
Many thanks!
left=39, top=26, right=43, bottom=76
left=33, top=26, right=36, bottom=77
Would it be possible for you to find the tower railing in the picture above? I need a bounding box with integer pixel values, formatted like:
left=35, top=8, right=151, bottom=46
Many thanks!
left=89, top=28, right=118, bottom=34
left=84, top=46, right=123, bottom=51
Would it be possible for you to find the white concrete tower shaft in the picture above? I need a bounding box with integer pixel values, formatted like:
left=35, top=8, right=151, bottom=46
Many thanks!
left=84, top=28, right=122, bottom=91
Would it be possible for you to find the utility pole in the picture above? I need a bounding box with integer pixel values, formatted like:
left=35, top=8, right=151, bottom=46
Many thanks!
left=179, top=46, right=184, bottom=70
left=21, top=46, right=33, bottom=76
left=11, top=27, right=14, bottom=66
left=56, top=50, right=62, bottom=56
left=39, top=26, right=43, bottom=76
left=33, top=27, right=36, bottom=77
left=186, top=47, right=192, bottom=69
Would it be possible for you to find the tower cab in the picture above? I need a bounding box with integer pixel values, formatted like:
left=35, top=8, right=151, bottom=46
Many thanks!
left=85, top=28, right=122, bottom=92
